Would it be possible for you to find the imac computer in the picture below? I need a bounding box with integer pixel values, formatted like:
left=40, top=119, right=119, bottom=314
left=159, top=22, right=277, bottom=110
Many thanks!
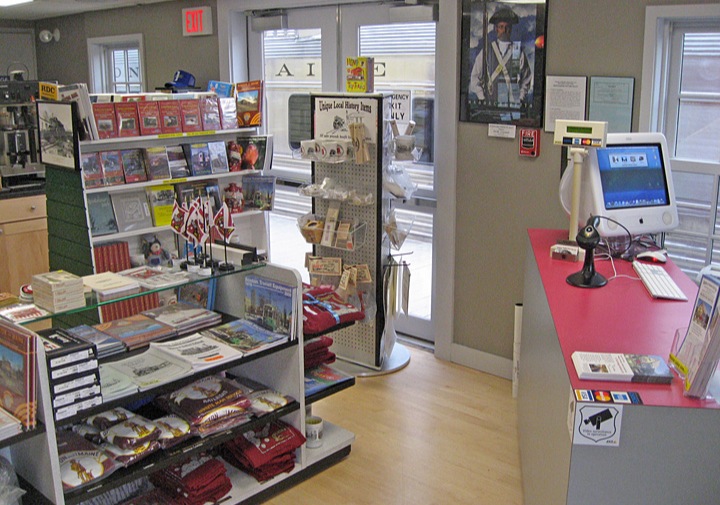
left=559, top=132, right=679, bottom=238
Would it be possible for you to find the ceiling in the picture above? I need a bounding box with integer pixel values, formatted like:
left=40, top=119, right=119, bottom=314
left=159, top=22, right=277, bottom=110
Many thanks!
left=0, top=0, right=174, bottom=21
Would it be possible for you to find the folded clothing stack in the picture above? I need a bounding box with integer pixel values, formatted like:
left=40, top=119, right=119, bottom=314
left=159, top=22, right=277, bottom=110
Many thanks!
left=222, top=420, right=306, bottom=482
left=304, top=335, right=335, bottom=369
left=302, top=284, right=365, bottom=336
left=150, top=453, right=231, bottom=505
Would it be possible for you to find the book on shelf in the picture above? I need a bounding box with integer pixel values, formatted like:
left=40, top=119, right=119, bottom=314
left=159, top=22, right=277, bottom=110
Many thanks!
left=177, top=279, right=216, bottom=311
left=207, top=80, right=234, bottom=98
left=219, top=97, right=238, bottom=129
left=111, top=190, right=153, bottom=232
left=143, top=146, right=172, bottom=181
left=244, top=274, right=296, bottom=339
left=93, top=241, right=132, bottom=274
left=82, top=271, right=141, bottom=301
left=157, top=100, right=184, bottom=134
left=0, top=407, right=21, bottom=440
left=201, top=318, right=288, bottom=356
left=37, top=328, right=97, bottom=370
left=235, top=80, right=263, bottom=127
left=146, top=184, right=176, bottom=227
left=59, top=83, right=98, bottom=140
left=671, top=274, right=720, bottom=397
left=120, top=148, right=148, bottom=183
left=166, top=145, right=191, bottom=178
left=114, top=101, right=141, bottom=137
left=140, top=300, right=221, bottom=334
left=91, top=102, right=118, bottom=139
left=571, top=351, right=674, bottom=384
left=0, top=303, right=50, bottom=324
left=105, top=346, right=193, bottom=390
left=31, top=270, right=86, bottom=312
left=242, top=174, right=276, bottom=211
left=207, top=140, right=229, bottom=174
left=148, top=332, right=243, bottom=371
left=99, top=150, right=126, bottom=186
left=87, top=192, right=119, bottom=237
left=119, top=266, right=189, bottom=290
left=137, top=100, right=162, bottom=136
left=61, top=325, right=125, bottom=358
left=0, top=319, right=37, bottom=429
left=98, top=363, right=139, bottom=401
left=175, top=179, right=220, bottom=210
left=228, top=135, right=271, bottom=172
left=179, top=99, right=202, bottom=133
left=80, top=151, right=105, bottom=189
left=199, top=96, right=222, bottom=131
left=93, top=313, right=176, bottom=351
left=184, top=143, right=213, bottom=177
left=304, top=363, right=353, bottom=396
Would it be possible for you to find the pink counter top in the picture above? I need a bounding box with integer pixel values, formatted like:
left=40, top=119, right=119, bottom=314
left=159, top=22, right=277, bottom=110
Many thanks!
left=528, top=228, right=719, bottom=409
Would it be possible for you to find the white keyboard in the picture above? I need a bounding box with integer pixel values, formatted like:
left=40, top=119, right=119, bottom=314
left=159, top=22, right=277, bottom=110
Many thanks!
left=632, top=261, right=688, bottom=301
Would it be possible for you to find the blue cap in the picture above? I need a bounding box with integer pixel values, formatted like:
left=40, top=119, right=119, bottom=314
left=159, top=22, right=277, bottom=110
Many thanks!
left=165, top=70, right=196, bottom=89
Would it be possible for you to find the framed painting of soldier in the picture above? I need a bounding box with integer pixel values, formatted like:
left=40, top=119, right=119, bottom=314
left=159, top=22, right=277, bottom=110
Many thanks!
left=459, top=0, right=548, bottom=127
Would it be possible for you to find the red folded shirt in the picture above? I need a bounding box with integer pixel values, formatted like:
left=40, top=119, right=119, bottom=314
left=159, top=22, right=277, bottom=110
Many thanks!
left=303, top=286, right=365, bottom=335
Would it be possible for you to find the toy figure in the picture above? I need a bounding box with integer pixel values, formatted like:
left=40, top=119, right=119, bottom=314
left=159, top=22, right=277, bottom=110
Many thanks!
left=142, top=235, right=171, bottom=267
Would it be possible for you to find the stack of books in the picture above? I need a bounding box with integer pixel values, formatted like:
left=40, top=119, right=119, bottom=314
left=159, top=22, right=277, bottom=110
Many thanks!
left=37, top=329, right=102, bottom=421
left=31, top=271, right=86, bottom=313
left=0, top=408, right=21, bottom=440
left=93, top=314, right=176, bottom=351
left=62, top=324, right=125, bottom=359
left=141, top=302, right=221, bottom=335
left=82, top=272, right=141, bottom=302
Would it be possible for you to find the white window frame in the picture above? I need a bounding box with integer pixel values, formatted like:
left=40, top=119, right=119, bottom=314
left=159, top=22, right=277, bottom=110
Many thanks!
left=87, top=34, right=145, bottom=94
left=640, top=4, right=720, bottom=276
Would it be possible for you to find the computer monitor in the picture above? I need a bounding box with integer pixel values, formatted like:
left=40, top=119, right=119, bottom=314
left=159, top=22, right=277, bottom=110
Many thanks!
left=559, top=132, right=679, bottom=237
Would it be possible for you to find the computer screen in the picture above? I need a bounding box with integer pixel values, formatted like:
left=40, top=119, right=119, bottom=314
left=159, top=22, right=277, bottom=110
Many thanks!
left=559, top=132, right=679, bottom=237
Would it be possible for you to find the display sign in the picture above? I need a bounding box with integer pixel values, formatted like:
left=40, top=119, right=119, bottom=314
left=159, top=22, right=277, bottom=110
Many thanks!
left=183, top=7, right=213, bottom=36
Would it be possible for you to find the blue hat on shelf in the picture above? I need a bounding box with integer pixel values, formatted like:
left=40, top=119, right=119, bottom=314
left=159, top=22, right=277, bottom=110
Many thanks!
left=165, top=70, right=196, bottom=89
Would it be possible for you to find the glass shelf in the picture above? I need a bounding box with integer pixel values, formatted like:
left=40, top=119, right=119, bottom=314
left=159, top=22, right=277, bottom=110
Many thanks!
left=16, top=261, right=266, bottom=326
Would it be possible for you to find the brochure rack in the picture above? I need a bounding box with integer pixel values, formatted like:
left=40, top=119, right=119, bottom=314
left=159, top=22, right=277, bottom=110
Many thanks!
left=309, top=93, right=393, bottom=370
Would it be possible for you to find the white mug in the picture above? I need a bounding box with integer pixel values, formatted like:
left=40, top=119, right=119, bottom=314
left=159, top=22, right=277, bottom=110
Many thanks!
left=305, top=415, right=324, bottom=448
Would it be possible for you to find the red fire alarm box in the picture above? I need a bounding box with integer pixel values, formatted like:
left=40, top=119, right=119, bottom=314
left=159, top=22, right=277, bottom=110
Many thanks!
left=519, top=128, right=540, bottom=157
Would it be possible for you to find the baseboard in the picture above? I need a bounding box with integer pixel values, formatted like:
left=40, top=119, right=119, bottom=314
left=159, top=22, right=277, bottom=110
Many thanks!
left=449, top=342, right=513, bottom=380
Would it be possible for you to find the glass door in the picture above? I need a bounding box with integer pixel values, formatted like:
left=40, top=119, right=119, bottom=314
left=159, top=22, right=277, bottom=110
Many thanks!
left=247, top=3, right=437, bottom=342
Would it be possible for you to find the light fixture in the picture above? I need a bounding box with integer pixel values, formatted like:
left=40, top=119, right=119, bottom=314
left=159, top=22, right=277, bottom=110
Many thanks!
left=39, top=28, right=60, bottom=44
left=0, top=0, right=34, bottom=7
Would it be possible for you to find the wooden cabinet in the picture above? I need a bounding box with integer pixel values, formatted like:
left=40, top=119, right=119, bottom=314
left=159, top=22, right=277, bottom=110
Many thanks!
left=0, top=194, right=49, bottom=294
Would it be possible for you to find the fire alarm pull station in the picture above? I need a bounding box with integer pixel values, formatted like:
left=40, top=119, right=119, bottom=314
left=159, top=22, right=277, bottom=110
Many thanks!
left=519, top=128, right=540, bottom=157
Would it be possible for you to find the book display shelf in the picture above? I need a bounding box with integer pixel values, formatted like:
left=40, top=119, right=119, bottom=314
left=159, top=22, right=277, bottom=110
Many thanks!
left=1, top=258, right=356, bottom=505
left=46, top=128, right=271, bottom=284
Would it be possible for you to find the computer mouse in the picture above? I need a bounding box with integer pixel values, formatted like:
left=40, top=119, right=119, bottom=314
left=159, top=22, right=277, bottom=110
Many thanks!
left=636, top=250, right=667, bottom=263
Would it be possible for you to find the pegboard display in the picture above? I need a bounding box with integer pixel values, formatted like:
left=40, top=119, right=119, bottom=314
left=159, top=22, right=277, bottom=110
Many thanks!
left=310, top=93, right=392, bottom=369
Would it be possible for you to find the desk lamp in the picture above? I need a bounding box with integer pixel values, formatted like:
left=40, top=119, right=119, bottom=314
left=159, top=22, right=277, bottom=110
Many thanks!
left=567, top=216, right=607, bottom=288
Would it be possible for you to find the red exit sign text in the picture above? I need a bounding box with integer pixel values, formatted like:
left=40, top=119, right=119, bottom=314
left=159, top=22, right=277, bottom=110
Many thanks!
left=182, top=7, right=213, bottom=36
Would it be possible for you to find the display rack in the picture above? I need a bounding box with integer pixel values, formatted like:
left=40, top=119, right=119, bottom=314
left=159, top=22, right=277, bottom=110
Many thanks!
left=0, top=254, right=355, bottom=505
left=308, top=93, right=393, bottom=370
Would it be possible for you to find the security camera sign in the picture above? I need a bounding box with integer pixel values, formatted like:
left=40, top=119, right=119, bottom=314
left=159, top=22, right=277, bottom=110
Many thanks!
left=573, top=404, right=623, bottom=446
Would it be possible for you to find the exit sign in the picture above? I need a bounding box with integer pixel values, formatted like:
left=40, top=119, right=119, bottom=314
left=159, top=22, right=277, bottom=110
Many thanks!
left=183, top=6, right=213, bottom=36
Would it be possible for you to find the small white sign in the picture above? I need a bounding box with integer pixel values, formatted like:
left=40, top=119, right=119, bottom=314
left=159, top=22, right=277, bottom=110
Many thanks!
left=390, top=91, right=411, bottom=124
left=573, top=403, right=623, bottom=446
left=488, top=123, right=516, bottom=139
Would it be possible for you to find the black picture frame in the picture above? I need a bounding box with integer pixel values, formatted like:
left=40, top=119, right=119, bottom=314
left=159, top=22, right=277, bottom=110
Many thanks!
left=459, top=0, right=548, bottom=127
left=37, top=100, right=80, bottom=170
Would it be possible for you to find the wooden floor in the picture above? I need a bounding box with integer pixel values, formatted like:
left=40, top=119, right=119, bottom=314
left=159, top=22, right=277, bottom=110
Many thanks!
left=268, top=345, right=524, bottom=505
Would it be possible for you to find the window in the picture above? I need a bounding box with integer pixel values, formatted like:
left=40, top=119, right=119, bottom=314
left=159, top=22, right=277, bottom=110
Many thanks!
left=87, top=35, right=145, bottom=94
left=641, top=6, right=720, bottom=279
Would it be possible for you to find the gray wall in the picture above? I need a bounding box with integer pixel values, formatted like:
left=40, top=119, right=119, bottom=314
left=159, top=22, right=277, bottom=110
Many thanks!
left=453, top=0, right=718, bottom=361
left=34, top=0, right=219, bottom=91
left=27, top=0, right=716, bottom=363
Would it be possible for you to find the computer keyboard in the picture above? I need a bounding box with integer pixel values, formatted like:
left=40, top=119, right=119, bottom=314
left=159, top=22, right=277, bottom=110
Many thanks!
left=632, top=261, right=688, bottom=301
